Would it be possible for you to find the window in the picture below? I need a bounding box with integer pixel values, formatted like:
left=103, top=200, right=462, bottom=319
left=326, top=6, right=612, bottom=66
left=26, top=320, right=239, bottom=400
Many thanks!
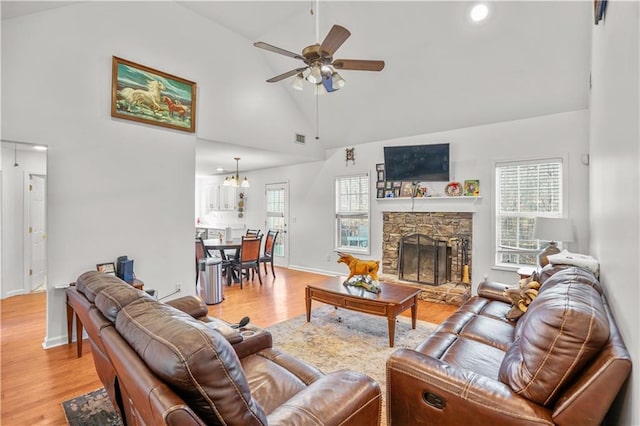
left=335, top=174, right=370, bottom=254
left=495, top=158, right=563, bottom=267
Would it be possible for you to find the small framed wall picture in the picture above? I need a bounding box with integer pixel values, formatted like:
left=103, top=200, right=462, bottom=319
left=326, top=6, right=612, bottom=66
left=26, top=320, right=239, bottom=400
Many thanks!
left=96, top=262, right=116, bottom=275
left=377, top=189, right=384, bottom=198
left=376, top=181, right=385, bottom=189
left=377, top=170, right=385, bottom=181
left=376, top=163, right=385, bottom=171
left=400, top=181, right=414, bottom=197
left=463, top=179, right=480, bottom=196
left=385, top=181, right=393, bottom=189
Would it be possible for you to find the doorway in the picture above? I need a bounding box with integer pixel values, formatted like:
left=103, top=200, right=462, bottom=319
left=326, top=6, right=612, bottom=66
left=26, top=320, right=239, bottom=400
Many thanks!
left=264, top=182, right=289, bottom=268
left=27, top=174, right=47, bottom=291
left=1, top=141, right=48, bottom=298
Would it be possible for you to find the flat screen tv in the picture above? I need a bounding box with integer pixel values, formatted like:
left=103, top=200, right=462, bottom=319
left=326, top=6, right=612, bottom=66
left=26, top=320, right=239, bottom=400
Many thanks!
left=384, top=143, right=450, bottom=182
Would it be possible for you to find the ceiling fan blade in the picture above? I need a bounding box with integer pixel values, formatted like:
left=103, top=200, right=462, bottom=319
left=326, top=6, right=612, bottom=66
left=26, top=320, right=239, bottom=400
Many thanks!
left=254, top=41, right=304, bottom=61
left=332, top=59, right=385, bottom=71
left=320, top=25, right=351, bottom=56
left=266, top=67, right=309, bottom=83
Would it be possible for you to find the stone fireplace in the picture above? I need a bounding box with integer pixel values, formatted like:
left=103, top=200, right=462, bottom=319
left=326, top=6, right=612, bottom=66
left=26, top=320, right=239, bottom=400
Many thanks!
left=381, top=211, right=473, bottom=305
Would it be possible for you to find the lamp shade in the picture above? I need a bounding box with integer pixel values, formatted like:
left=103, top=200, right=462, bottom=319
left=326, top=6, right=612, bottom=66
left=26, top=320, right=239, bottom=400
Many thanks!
left=533, top=217, right=574, bottom=242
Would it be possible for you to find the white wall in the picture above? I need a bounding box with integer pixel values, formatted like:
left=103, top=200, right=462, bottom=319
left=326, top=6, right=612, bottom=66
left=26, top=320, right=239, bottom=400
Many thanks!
left=1, top=2, right=317, bottom=347
left=590, top=1, right=639, bottom=424
left=0, top=144, right=47, bottom=297
left=244, top=110, right=590, bottom=290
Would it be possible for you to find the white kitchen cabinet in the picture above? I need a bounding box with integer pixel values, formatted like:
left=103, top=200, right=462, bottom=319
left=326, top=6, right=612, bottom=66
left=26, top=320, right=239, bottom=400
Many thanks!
left=197, top=180, right=236, bottom=214
left=218, top=186, right=236, bottom=211
left=198, top=181, right=217, bottom=215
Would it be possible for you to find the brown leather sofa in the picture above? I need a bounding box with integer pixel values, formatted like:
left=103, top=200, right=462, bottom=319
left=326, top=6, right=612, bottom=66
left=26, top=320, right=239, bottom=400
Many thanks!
left=68, top=271, right=381, bottom=425
left=387, top=266, right=631, bottom=425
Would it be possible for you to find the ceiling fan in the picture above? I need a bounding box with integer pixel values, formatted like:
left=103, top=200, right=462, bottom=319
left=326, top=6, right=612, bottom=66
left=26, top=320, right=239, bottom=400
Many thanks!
left=253, top=24, right=385, bottom=93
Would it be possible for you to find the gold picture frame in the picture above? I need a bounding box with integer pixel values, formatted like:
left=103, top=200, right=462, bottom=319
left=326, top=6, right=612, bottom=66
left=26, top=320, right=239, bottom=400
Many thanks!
left=111, top=56, right=197, bottom=132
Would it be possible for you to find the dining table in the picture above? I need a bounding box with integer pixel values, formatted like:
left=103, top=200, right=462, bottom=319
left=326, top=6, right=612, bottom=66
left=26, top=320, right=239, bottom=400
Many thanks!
left=203, top=238, right=242, bottom=284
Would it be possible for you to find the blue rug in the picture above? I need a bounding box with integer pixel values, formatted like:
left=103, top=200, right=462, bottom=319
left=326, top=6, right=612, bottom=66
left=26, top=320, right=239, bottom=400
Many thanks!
left=62, top=388, right=123, bottom=425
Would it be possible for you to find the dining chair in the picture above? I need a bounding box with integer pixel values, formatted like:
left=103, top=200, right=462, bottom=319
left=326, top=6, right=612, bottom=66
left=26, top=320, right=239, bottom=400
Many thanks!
left=259, top=230, right=279, bottom=278
left=229, top=236, right=263, bottom=289
left=245, top=228, right=262, bottom=238
left=195, top=237, right=208, bottom=286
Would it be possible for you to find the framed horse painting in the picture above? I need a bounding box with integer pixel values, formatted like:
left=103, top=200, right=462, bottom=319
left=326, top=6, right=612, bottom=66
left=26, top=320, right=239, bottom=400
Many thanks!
left=111, top=56, right=197, bottom=132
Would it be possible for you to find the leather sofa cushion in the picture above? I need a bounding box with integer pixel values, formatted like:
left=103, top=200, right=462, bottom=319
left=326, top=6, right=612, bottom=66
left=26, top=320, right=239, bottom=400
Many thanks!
left=416, top=331, right=507, bottom=380
left=241, top=348, right=323, bottom=414
left=95, top=283, right=151, bottom=323
left=76, top=271, right=123, bottom=302
left=165, top=295, right=209, bottom=319
left=498, top=269, right=610, bottom=406
left=116, top=298, right=267, bottom=426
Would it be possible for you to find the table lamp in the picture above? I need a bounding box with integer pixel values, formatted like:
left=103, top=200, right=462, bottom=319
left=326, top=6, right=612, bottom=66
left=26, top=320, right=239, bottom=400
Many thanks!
left=533, top=217, right=574, bottom=267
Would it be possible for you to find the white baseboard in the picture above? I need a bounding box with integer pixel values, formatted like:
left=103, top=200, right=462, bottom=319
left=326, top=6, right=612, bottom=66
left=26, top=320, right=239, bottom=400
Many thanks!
left=286, top=264, right=339, bottom=277
left=42, top=334, right=68, bottom=349
left=3, top=289, right=25, bottom=299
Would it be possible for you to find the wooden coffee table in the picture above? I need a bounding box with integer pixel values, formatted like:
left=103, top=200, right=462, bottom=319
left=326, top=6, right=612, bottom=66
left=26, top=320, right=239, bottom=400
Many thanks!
left=305, top=276, right=422, bottom=347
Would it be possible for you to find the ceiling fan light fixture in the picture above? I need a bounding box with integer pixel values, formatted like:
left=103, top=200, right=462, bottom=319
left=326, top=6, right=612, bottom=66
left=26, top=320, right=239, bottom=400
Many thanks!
left=307, top=65, right=323, bottom=84
left=291, top=73, right=305, bottom=90
left=331, top=71, right=346, bottom=89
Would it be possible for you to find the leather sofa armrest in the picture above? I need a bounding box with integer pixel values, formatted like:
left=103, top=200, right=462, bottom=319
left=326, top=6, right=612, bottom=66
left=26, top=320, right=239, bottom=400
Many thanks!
left=231, top=327, right=273, bottom=359
left=476, top=280, right=514, bottom=304
left=165, top=296, right=208, bottom=319
left=387, top=349, right=553, bottom=424
left=267, top=370, right=381, bottom=425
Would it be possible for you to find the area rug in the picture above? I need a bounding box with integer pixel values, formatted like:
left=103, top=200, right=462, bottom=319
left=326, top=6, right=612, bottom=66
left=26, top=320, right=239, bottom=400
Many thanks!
left=62, top=388, right=123, bottom=426
left=266, top=305, right=437, bottom=424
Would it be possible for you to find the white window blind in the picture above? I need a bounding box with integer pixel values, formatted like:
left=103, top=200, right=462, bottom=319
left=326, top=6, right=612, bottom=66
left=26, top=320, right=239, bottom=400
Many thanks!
left=495, top=159, right=563, bottom=267
left=335, top=174, right=370, bottom=253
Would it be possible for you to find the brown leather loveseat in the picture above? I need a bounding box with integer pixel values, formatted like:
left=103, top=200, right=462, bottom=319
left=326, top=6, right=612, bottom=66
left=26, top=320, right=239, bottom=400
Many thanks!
left=68, top=271, right=381, bottom=425
left=387, top=266, right=631, bottom=425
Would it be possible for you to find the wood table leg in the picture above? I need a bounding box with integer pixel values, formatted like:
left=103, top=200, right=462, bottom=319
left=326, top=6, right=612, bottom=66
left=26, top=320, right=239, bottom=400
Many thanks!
left=75, top=312, right=83, bottom=358
left=66, top=301, right=73, bottom=345
left=305, top=287, right=312, bottom=322
left=388, top=315, right=396, bottom=348
left=411, top=295, right=418, bottom=329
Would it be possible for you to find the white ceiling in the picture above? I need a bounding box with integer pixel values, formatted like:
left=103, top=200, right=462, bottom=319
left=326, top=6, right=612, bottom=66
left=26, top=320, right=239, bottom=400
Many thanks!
left=2, top=1, right=592, bottom=175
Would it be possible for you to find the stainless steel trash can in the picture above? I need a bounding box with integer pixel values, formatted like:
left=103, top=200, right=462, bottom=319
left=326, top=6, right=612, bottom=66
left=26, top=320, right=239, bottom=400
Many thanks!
left=197, top=257, right=223, bottom=305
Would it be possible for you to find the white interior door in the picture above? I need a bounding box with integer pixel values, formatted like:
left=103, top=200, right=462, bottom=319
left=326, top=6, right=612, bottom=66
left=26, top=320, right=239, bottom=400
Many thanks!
left=29, top=174, right=46, bottom=291
left=265, top=182, right=289, bottom=267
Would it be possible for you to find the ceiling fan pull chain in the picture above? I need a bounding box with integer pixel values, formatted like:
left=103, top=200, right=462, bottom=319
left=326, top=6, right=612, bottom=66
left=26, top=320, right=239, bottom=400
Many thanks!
left=315, top=92, right=320, bottom=140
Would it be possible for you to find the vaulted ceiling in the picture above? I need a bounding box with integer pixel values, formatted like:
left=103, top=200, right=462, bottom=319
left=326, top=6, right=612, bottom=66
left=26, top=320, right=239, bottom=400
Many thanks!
left=2, top=1, right=592, bottom=174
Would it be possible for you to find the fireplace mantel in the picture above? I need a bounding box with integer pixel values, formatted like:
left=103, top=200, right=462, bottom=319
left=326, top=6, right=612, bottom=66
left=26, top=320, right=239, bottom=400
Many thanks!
left=376, top=196, right=482, bottom=213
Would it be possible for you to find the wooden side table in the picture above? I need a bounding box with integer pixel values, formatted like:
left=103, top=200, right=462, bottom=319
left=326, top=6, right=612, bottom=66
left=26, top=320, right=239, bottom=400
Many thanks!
left=66, top=278, right=144, bottom=357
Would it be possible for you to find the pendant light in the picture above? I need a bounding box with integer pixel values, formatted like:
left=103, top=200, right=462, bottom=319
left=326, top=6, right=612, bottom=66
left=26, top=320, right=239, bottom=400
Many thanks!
left=223, top=157, right=249, bottom=188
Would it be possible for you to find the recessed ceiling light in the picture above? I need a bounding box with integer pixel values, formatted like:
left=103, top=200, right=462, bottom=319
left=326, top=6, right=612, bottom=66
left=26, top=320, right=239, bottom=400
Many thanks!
left=33, top=145, right=47, bottom=151
left=216, top=167, right=225, bottom=172
left=470, top=3, right=489, bottom=22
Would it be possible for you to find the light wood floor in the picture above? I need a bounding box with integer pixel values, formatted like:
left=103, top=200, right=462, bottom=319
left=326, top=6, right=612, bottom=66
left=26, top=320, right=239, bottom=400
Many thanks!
left=0, top=267, right=457, bottom=425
